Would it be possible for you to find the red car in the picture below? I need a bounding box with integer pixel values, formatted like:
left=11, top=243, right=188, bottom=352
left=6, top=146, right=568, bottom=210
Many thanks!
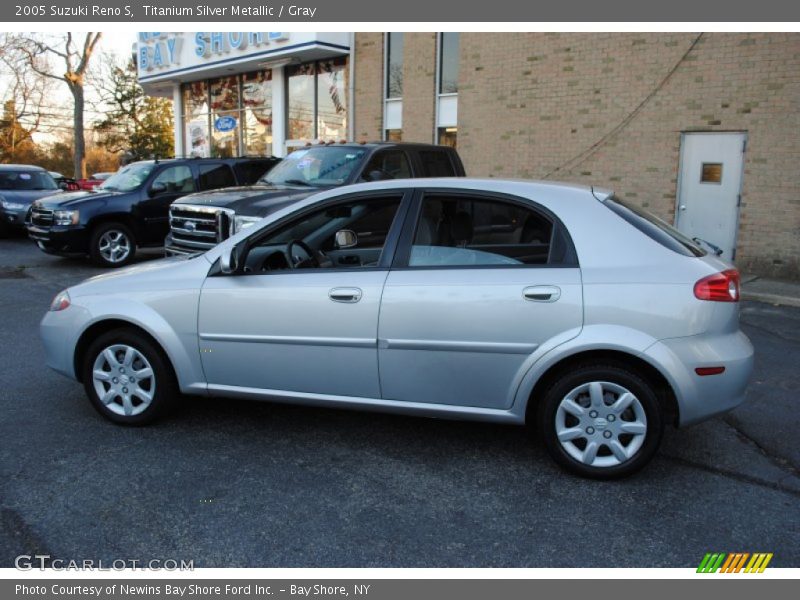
left=77, top=172, right=114, bottom=190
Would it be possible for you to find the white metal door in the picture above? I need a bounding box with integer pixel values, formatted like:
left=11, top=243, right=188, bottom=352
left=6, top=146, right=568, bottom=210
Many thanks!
left=676, top=132, right=746, bottom=259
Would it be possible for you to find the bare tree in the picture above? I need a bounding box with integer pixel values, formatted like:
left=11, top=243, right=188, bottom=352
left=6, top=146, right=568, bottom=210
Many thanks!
left=3, top=33, right=102, bottom=178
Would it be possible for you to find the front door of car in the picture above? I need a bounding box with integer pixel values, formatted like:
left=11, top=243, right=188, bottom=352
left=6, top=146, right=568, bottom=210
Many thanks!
left=140, top=165, right=197, bottom=243
left=377, top=190, right=584, bottom=410
left=197, top=190, right=410, bottom=399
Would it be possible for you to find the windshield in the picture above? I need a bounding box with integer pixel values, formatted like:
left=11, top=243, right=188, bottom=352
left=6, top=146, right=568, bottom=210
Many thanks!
left=604, top=195, right=706, bottom=257
left=258, top=147, right=368, bottom=187
left=98, top=163, right=154, bottom=192
left=0, top=170, right=58, bottom=191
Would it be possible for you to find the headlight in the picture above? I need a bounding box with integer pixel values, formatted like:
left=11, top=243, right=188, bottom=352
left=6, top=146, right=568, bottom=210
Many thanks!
left=49, top=290, right=71, bottom=312
left=1, top=199, right=26, bottom=211
left=234, top=215, right=261, bottom=233
left=53, top=210, right=79, bottom=226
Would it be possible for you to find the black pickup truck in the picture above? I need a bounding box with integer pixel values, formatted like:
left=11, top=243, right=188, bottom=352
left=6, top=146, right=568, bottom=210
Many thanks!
left=165, top=142, right=465, bottom=256
left=27, top=156, right=279, bottom=267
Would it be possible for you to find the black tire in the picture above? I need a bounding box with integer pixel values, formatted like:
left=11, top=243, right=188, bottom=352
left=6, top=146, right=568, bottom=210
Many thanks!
left=82, top=328, right=177, bottom=425
left=537, top=362, right=664, bottom=479
left=89, top=222, right=136, bottom=268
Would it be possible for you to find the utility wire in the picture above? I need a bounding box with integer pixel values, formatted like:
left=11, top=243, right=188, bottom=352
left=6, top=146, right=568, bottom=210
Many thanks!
left=542, top=32, right=705, bottom=180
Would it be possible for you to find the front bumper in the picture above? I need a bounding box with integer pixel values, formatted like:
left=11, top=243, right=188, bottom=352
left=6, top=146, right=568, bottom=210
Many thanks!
left=0, top=207, right=29, bottom=229
left=40, top=305, right=90, bottom=380
left=27, top=224, right=90, bottom=255
left=164, top=233, right=203, bottom=257
left=644, top=330, right=754, bottom=427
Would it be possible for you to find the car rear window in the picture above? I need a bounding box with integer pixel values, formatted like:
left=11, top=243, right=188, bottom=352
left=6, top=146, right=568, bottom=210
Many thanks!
left=603, top=195, right=706, bottom=257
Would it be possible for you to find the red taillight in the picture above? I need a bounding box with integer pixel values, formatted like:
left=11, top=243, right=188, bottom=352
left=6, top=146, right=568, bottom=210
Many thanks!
left=694, top=269, right=740, bottom=302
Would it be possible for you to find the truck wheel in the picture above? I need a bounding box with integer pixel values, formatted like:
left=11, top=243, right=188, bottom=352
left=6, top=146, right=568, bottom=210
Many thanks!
left=90, top=222, right=136, bottom=268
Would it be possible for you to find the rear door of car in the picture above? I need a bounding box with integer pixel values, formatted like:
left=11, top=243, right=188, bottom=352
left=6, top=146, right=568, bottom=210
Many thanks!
left=377, top=188, right=583, bottom=410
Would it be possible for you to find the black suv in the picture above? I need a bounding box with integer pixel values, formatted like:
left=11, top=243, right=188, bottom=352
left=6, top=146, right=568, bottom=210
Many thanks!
left=166, top=142, right=464, bottom=256
left=27, top=157, right=279, bottom=267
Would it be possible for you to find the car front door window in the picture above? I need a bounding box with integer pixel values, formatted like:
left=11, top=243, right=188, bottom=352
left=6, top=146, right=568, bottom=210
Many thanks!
left=242, top=195, right=403, bottom=273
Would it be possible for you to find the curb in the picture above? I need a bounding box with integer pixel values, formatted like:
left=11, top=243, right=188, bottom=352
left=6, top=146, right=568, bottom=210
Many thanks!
left=742, top=291, right=800, bottom=309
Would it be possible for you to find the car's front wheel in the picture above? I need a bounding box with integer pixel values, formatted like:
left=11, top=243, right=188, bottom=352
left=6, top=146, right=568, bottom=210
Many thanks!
left=90, top=222, right=136, bottom=268
left=82, top=329, right=177, bottom=425
left=538, top=363, right=664, bottom=479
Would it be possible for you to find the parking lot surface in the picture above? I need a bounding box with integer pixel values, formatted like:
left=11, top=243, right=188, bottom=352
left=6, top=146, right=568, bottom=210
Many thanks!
left=1, top=234, right=798, bottom=567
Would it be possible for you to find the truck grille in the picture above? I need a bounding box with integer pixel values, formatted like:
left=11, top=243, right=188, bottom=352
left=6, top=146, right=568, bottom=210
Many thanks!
left=30, top=205, right=54, bottom=227
left=169, top=205, right=232, bottom=253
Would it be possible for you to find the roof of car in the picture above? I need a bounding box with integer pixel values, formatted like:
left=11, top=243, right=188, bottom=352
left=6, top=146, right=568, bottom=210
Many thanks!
left=340, top=177, right=611, bottom=196
left=128, top=156, right=278, bottom=166
left=0, top=164, right=48, bottom=171
left=292, top=142, right=455, bottom=150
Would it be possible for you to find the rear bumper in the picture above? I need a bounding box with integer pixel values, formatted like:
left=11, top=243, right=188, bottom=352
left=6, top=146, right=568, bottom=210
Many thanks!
left=644, top=330, right=754, bottom=427
left=27, top=224, right=90, bottom=255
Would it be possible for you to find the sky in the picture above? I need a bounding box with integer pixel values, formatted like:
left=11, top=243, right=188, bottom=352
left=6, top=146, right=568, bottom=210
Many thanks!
left=1, top=32, right=140, bottom=143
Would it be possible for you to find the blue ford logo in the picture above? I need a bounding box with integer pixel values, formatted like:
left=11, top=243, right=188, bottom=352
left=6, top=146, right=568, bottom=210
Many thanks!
left=214, top=116, right=237, bottom=132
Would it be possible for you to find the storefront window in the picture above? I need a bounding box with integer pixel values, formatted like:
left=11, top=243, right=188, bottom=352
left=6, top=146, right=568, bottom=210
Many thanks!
left=287, top=63, right=316, bottom=141
left=183, top=81, right=210, bottom=158
left=439, top=33, right=460, bottom=94
left=386, top=33, right=403, bottom=99
left=287, top=58, right=350, bottom=143
left=317, top=58, right=348, bottom=142
left=182, top=70, right=272, bottom=158
left=242, top=71, right=273, bottom=156
left=438, top=127, right=457, bottom=148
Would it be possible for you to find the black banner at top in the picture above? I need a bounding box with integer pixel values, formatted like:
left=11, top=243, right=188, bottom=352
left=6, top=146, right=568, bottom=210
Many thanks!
left=4, top=0, right=800, bottom=22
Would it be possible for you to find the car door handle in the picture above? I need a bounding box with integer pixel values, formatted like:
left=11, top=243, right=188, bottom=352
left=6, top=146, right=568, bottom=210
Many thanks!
left=329, top=287, right=363, bottom=303
left=523, top=285, right=561, bottom=302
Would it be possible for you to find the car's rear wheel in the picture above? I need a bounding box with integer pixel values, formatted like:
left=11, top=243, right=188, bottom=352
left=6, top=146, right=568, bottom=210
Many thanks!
left=90, top=222, right=136, bottom=268
left=82, top=329, right=176, bottom=425
left=538, top=363, right=664, bottom=479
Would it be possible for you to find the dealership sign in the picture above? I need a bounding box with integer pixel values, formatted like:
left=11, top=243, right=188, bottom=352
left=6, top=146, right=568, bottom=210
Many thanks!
left=138, top=32, right=289, bottom=72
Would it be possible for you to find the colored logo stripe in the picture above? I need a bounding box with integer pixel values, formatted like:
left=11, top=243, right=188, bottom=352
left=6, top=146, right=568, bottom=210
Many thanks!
left=697, top=552, right=772, bottom=573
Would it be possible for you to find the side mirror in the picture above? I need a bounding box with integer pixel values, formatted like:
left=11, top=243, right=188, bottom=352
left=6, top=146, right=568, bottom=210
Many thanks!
left=149, top=181, right=167, bottom=197
left=335, top=229, right=358, bottom=249
left=220, top=244, right=239, bottom=274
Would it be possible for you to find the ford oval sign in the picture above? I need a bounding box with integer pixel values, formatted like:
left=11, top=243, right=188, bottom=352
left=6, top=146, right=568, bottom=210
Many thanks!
left=214, top=116, right=237, bottom=132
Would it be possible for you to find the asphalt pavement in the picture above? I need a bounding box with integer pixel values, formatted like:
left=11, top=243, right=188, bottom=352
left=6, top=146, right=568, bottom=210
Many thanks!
left=0, top=233, right=798, bottom=568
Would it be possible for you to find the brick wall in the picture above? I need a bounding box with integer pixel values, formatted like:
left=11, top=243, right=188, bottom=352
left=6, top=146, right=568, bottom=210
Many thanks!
left=353, top=32, right=800, bottom=278
left=353, top=32, right=384, bottom=141
left=401, top=33, right=437, bottom=143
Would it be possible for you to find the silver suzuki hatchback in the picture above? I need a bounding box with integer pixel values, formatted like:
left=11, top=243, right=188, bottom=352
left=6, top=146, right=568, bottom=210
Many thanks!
left=41, top=179, right=753, bottom=478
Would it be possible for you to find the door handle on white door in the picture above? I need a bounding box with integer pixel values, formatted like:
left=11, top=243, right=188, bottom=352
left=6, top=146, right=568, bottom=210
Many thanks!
left=679, top=205, right=687, bottom=211
left=329, top=287, right=363, bottom=303
left=523, top=285, right=561, bottom=302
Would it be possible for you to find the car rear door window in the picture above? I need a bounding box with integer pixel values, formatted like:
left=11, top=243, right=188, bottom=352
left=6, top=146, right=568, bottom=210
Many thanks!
left=152, top=166, right=195, bottom=193
left=234, top=160, right=275, bottom=184
left=198, top=163, right=236, bottom=191
left=419, top=151, right=457, bottom=177
left=408, top=194, right=562, bottom=267
left=361, top=150, right=412, bottom=180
